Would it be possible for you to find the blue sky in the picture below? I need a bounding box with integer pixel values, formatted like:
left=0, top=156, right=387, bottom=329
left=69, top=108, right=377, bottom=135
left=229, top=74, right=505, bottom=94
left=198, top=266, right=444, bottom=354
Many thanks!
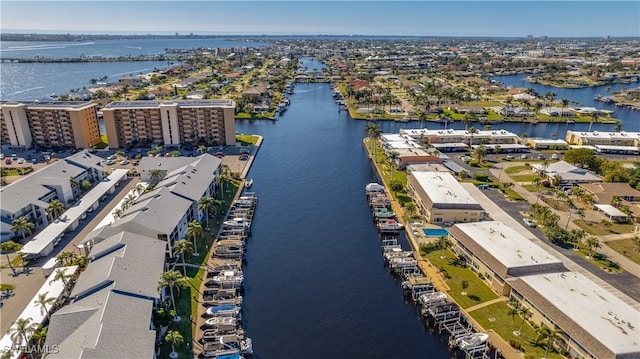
left=1, top=1, right=639, bottom=37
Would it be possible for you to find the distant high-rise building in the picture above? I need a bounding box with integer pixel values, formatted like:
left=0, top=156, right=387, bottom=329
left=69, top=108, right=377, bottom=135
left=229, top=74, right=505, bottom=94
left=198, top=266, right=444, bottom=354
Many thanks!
left=0, top=101, right=101, bottom=149
left=102, top=100, right=236, bottom=149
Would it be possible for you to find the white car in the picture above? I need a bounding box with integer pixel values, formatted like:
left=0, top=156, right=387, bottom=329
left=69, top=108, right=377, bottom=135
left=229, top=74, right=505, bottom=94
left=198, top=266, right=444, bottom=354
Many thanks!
left=523, top=218, right=536, bottom=228
left=551, top=153, right=559, bottom=160
left=505, top=154, right=514, bottom=159
left=120, top=160, right=130, bottom=165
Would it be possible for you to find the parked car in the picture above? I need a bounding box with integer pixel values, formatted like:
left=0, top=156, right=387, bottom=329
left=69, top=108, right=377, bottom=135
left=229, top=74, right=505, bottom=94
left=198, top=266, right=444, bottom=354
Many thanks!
left=537, top=154, right=546, bottom=160
left=523, top=218, right=536, bottom=228
left=551, top=153, right=559, bottom=160
left=505, top=154, right=514, bottom=159
left=11, top=154, right=17, bottom=160
left=520, top=154, right=528, bottom=159
left=120, top=160, right=130, bottom=165
left=4, top=158, right=12, bottom=165
left=17, top=159, right=24, bottom=164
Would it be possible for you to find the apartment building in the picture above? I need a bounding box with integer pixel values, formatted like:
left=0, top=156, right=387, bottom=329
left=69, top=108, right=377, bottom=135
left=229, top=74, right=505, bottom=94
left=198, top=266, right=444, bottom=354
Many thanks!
left=102, top=100, right=236, bottom=149
left=407, top=170, right=484, bottom=224
left=566, top=130, right=640, bottom=147
left=0, top=151, right=104, bottom=241
left=0, top=101, right=101, bottom=149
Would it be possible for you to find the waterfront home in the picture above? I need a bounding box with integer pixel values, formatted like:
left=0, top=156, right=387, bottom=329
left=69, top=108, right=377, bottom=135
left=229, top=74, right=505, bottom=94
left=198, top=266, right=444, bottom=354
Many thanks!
left=510, top=272, right=640, bottom=359
left=448, top=221, right=566, bottom=295
left=540, top=107, right=576, bottom=117
left=406, top=171, right=484, bottom=225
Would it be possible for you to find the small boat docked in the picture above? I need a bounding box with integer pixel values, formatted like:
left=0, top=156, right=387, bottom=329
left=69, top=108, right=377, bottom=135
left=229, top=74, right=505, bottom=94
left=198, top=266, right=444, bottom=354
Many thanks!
left=208, top=270, right=244, bottom=287
left=455, top=332, right=489, bottom=350
left=205, top=304, right=242, bottom=317
left=244, top=178, right=253, bottom=188
left=365, top=182, right=386, bottom=195
left=374, top=208, right=396, bottom=219
left=418, top=291, right=448, bottom=307
left=377, top=219, right=403, bottom=234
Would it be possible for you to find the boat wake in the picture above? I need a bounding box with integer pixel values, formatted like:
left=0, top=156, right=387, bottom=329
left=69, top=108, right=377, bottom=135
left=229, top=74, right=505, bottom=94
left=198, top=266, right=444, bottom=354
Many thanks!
left=10, top=86, right=45, bottom=95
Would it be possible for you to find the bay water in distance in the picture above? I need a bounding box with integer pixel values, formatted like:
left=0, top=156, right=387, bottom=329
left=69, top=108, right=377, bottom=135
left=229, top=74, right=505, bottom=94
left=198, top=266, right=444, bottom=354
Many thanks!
left=0, top=38, right=268, bottom=100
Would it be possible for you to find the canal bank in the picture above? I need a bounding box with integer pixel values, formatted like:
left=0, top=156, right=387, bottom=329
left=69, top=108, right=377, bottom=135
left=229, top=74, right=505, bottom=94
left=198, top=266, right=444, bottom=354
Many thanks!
left=362, top=138, right=523, bottom=359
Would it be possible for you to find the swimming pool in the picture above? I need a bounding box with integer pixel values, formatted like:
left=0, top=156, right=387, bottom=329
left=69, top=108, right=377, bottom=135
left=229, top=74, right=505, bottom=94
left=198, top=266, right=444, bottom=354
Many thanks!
left=422, top=228, right=449, bottom=237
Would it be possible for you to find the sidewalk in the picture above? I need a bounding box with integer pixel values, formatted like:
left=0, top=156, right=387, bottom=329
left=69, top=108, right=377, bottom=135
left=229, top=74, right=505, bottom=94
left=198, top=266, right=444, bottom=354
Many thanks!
left=489, top=164, right=640, bottom=278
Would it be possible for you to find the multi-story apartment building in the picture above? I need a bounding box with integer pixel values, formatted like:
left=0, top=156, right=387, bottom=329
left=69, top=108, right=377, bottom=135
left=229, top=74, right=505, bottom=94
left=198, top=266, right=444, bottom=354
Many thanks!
left=565, top=130, right=640, bottom=147
left=102, top=100, right=236, bottom=149
left=0, top=101, right=101, bottom=149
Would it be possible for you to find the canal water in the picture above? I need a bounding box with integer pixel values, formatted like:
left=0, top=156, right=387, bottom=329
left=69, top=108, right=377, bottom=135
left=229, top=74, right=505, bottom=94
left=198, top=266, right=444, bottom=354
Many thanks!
left=237, top=86, right=451, bottom=357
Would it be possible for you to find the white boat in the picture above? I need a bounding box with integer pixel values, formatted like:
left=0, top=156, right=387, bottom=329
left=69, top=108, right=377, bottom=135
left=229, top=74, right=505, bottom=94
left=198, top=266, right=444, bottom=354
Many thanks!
left=205, top=304, right=241, bottom=317
left=378, top=219, right=403, bottom=233
left=365, top=182, right=385, bottom=195
left=455, top=332, right=489, bottom=350
left=418, top=291, right=448, bottom=307
left=244, top=178, right=253, bottom=188
left=223, top=218, right=251, bottom=229
left=204, top=316, right=238, bottom=328
left=209, top=270, right=244, bottom=287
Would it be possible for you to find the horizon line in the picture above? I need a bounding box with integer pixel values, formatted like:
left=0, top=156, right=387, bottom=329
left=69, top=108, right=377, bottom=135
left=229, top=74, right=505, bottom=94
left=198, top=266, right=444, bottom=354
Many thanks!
left=3, top=31, right=639, bottom=39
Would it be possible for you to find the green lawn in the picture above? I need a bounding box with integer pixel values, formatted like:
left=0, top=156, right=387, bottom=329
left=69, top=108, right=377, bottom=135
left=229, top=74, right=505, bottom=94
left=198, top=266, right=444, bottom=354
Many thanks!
left=573, top=219, right=635, bottom=236
left=606, top=239, right=640, bottom=265
left=504, top=166, right=530, bottom=174
left=236, top=134, right=260, bottom=145
left=423, top=250, right=499, bottom=309
left=470, top=302, right=563, bottom=359
left=510, top=175, right=541, bottom=183
left=522, top=184, right=538, bottom=193
left=573, top=247, right=623, bottom=273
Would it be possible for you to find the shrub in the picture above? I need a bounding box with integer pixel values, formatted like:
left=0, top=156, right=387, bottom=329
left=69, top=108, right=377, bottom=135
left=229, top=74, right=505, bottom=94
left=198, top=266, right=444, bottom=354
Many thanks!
left=473, top=172, right=489, bottom=182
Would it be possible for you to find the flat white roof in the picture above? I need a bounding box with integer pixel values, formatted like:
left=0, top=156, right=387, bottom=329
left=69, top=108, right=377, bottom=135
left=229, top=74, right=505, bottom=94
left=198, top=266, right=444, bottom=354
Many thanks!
left=568, top=130, right=640, bottom=140
left=412, top=171, right=480, bottom=206
left=0, top=266, right=79, bottom=358
left=454, top=221, right=562, bottom=269
left=520, top=272, right=640, bottom=356
left=21, top=169, right=129, bottom=255
left=595, top=204, right=628, bottom=217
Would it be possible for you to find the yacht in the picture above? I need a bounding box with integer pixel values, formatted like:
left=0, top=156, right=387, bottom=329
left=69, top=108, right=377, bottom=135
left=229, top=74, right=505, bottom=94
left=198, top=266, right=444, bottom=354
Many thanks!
left=205, top=304, right=242, bottom=317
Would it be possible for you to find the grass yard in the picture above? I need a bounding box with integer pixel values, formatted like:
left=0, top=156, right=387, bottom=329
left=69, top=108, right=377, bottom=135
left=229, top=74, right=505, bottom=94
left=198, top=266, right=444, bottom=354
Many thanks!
left=423, top=250, right=499, bottom=309
left=510, top=175, right=541, bottom=183
left=606, top=238, right=640, bottom=265
left=236, top=134, right=260, bottom=145
left=504, top=165, right=530, bottom=174
left=470, top=302, right=563, bottom=359
left=574, top=247, right=623, bottom=273
left=574, top=219, right=635, bottom=236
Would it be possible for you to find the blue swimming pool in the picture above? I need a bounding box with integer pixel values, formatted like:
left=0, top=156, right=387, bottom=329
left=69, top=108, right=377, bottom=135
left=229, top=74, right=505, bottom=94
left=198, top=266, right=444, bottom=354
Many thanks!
left=422, top=228, right=449, bottom=237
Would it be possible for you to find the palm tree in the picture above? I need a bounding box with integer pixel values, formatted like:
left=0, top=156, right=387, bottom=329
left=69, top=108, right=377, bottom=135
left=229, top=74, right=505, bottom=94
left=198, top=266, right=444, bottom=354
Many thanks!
left=34, top=291, right=56, bottom=322
left=507, top=306, right=520, bottom=331
left=474, top=145, right=487, bottom=164
left=165, top=330, right=184, bottom=357
left=49, top=268, right=72, bottom=289
left=467, top=126, right=478, bottom=147
left=186, top=220, right=203, bottom=256
left=365, top=123, right=382, bottom=161
left=197, top=144, right=207, bottom=155
left=149, top=169, right=163, bottom=184
left=46, top=199, right=65, bottom=220
left=0, top=241, right=23, bottom=276
left=387, top=151, right=399, bottom=181
left=31, top=325, right=48, bottom=353
left=585, top=237, right=601, bottom=258
left=216, top=173, right=230, bottom=198
left=9, top=317, right=37, bottom=347
left=158, top=270, right=188, bottom=313
left=174, top=239, right=193, bottom=276
left=10, top=217, right=35, bottom=241
left=403, top=202, right=417, bottom=218
left=436, top=235, right=451, bottom=259
left=518, top=307, right=533, bottom=333
left=133, top=183, right=145, bottom=195
left=536, top=326, right=563, bottom=359
left=199, top=196, right=220, bottom=230
left=56, top=251, right=77, bottom=266
left=112, top=208, right=124, bottom=219
left=589, top=112, right=599, bottom=132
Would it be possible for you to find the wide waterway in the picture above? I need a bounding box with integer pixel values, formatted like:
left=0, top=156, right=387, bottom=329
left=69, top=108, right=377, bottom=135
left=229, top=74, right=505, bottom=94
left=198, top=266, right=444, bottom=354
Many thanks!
left=236, top=83, right=452, bottom=357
